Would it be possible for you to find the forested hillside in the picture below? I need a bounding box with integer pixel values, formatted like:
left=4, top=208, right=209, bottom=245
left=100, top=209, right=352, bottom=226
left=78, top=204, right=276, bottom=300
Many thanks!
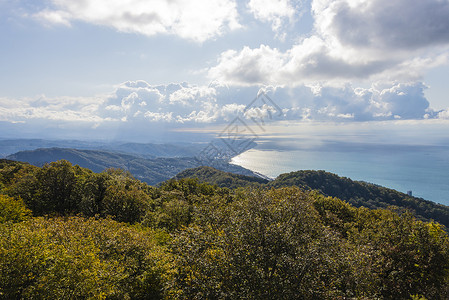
left=0, top=139, right=205, bottom=158
left=173, top=166, right=449, bottom=228
left=175, top=166, right=269, bottom=188
left=270, top=170, right=449, bottom=227
left=1, top=159, right=449, bottom=299
left=6, top=148, right=259, bottom=185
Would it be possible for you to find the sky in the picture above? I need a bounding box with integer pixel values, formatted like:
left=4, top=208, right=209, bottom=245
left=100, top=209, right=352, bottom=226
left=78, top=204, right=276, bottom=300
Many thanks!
left=1, top=0, right=449, bottom=143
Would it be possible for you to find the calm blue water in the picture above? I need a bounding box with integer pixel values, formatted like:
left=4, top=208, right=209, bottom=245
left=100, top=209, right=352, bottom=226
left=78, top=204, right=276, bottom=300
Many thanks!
left=231, top=145, right=449, bottom=206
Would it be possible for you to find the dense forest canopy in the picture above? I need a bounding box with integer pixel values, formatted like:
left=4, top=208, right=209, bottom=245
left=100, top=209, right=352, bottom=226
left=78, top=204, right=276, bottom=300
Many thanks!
left=1, top=159, right=449, bottom=299
left=176, top=166, right=449, bottom=228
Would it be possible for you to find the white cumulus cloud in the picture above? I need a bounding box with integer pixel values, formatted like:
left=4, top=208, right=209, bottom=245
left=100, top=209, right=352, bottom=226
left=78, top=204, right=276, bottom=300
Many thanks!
left=269, top=81, right=434, bottom=121
left=98, top=81, right=234, bottom=123
left=0, top=80, right=445, bottom=137
left=210, top=0, right=449, bottom=85
left=247, top=0, right=301, bottom=38
left=0, top=95, right=105, bottom=123
left=33, top=0, right=241, bottom=42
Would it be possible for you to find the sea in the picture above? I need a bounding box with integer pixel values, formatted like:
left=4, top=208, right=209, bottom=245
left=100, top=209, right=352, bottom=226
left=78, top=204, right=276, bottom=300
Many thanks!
left=229, top=121, right=449, bottom=206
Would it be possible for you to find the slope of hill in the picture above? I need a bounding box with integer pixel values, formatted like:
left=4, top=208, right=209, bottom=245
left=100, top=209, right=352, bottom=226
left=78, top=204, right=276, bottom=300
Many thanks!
left=2, top=159, right=449, bottom=298
left=269, top=170, right=449, bottom=227
left=6, top=148, right=259, bottom=185
left=6, top=146, right=449, bottom=228
left=100, top=142, right=204, bottom=158
left=172, top=166, right=449, bottom=227
left=174, top=166, right=270, bottom=188
left=0, top=138, right=207, bottom=159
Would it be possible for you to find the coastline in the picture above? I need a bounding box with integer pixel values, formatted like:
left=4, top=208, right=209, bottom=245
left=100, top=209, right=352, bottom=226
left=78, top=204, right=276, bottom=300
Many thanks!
left=230, top=147, right=449, bottom=206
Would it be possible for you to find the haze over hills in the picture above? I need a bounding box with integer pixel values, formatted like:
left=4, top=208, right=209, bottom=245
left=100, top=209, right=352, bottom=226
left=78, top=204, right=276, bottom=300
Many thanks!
left=0, top=139, right=206, bottom=159
left=1, top=137, right=261, bottom=185
left=6, top=147, right=259, bottom=185
left=4, top=138, right=449, bottom=227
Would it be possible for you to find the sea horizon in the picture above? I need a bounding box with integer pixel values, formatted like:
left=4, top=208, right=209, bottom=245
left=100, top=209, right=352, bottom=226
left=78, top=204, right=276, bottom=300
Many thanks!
left=231, top=145, right=449, bottom=206
left=229, top=121, right=449, bottom=206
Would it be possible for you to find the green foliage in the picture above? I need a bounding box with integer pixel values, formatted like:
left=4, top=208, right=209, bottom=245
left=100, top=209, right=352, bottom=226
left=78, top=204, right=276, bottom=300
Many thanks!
left=0, top=194, right=31, bottom=223
left=143, top=178, right=230, bottom=231
left=171, top=188, right=365, bottom=299
left=4, top=161, right=152, bottom=223
left=270, top=170, right=449, bottom=228
left=168, top=187, right=449, bottom=299
left=33, top=160, right=81, bottom=214
left=6, top=160, right=83, bottom=215
left=347, top=211, right=449, bottom=299
left=0, top=216, right=172, bottom=299
left=101, top=182, right=149, bottom=223
left=81, top=169, right=152, bottom=223
left=314, top=193, right=449, bottom=299
left=0, top=160, right=37, bottom=187
left=174, top=166, right=269, bottom=189
left=2, top=160, right=449, bottom=298
left=144, top=193, right=192, bottom=231
left=312, top=192, right=359, bottom=237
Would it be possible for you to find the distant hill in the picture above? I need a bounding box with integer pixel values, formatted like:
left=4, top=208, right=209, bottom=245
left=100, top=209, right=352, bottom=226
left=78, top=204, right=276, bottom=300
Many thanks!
left=269, top=170, right=449, bottom=227
left=174, top=166, right=269, bottom=188
left=0, top=138, right=206, bottom=159
left=6, top=148, right=259, bottom=186
left=8, top=144, right=449, bottom=228
left=0, top=139, right=104, bottom=158
left=99, top=142, right=205, bottom=158
left=173, top=166, right=449, bottom=227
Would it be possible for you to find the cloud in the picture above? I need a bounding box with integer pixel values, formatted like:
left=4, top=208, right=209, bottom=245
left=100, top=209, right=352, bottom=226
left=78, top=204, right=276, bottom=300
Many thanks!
left=210, top=0, right=449, bottom=85
left=209, top=38, right=399, bottom=85
left=437, top=109, right=449, bottom=120
left=319, top=0, right=449, bottom=50
left=98, top=81, right=235, bottom=123
left=0, top=80, right=440, bottom=130
left=247, top=0, right=301, bottom=38
left=0, top=95, right=105, bottom=123
left=270, top=82, right=433, bottom=121
left=33, top=0, right=241, bottom=42
left=34, top=9, right=72, bottom=27
left=209, top=45, right=285, bottom=85
left=373, top=82, right=430, bottom=119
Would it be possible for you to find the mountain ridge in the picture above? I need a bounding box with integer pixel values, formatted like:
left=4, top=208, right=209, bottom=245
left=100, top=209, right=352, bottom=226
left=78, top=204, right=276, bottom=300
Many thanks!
left=6, top=147, right=260, bottom=185
left=173, top=166, right=449, bottom=227
left=6, top=146, right=449, bottom=227
left=0, top=138, right=206, bottom=158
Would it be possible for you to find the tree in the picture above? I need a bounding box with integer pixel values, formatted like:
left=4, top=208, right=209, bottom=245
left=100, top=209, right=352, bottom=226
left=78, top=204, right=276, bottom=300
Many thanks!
left=0, top=216, right=172, bottom=299
left=171, top=187, right=357, bottom=299
left=0, top=194, right=31, bottom=223
left=348, top=210, right=449, bottom=299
